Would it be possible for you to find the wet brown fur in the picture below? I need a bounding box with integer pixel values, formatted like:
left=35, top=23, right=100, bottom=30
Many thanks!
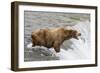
left=31, top=28, right=81, bottom=53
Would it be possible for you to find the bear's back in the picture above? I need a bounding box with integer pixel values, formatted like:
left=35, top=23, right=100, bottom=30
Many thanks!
left=31, top=27, right=66, bottom=48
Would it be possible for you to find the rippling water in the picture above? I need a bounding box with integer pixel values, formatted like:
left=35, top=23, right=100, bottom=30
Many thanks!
left=24, top=11, right=90, bottom=61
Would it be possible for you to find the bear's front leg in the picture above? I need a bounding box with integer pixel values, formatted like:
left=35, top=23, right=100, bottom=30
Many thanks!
left=53, top=41, right=60, bottom=53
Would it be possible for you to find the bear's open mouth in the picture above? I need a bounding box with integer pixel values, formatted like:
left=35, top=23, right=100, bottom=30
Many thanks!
left=74, top=33, right=81, bottom=40
left=78, top=33, right=81, bottom=36
left=74, top=36, right=79, bottom=40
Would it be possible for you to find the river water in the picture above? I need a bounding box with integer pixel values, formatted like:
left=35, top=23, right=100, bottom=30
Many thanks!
left=24, top=11, right=90, bottom=61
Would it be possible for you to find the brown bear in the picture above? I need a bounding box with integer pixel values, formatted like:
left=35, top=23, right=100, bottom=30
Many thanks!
left=31, top=27, right=81, bottom=53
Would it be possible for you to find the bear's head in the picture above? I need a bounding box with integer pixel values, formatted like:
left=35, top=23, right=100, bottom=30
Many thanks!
left=64, top=29, right=81, bottom=40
